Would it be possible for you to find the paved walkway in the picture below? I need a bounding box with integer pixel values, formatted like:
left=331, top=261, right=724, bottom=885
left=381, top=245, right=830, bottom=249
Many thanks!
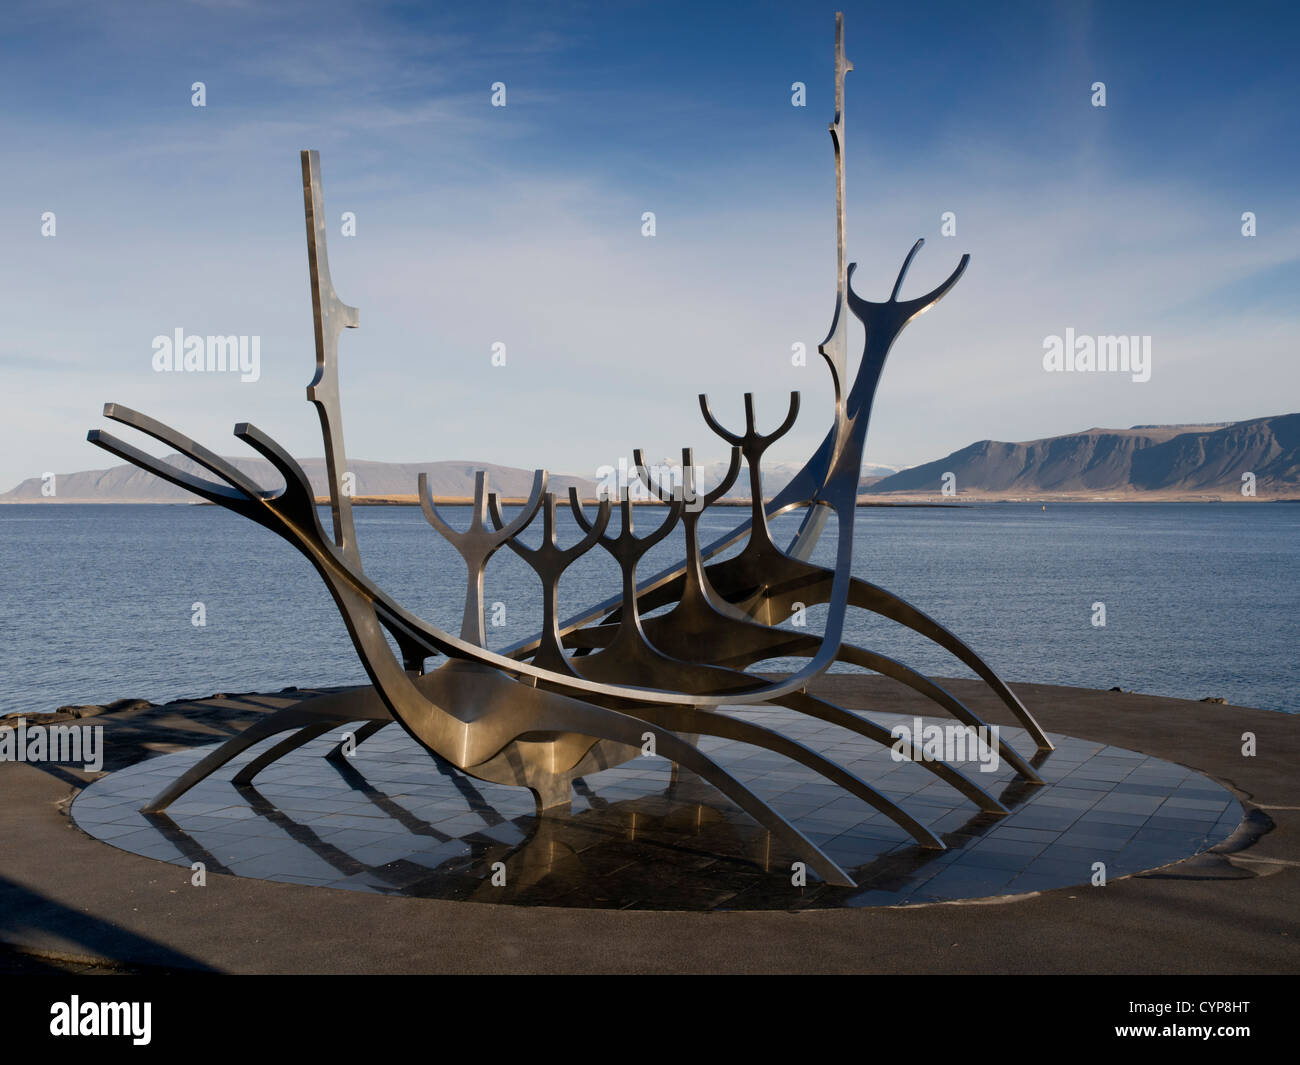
left=1, top=679, right=1296, bottom=973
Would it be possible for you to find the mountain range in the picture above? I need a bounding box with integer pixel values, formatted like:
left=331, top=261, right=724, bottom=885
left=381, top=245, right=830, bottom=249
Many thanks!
left=0, top=457, right=598, bottom=504
left=864, top=414, right=1299, bottom=499
left=4, top=416, right=1296, bottom=502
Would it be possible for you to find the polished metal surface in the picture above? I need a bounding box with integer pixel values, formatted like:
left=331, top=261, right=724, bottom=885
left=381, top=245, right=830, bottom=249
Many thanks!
left=302, top=150, right=362, bottom=570
left=86, top=14, right=1052, bottom=890
left=421, top=468, right=546, bottom=647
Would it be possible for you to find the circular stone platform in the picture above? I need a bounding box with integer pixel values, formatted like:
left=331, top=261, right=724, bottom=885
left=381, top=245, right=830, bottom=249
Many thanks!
left=71, top=708, right=1240, bottom=910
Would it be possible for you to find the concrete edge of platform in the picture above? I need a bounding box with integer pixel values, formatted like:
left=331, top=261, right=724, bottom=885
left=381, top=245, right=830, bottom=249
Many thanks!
left=2, top=677, right=1297, bottom=974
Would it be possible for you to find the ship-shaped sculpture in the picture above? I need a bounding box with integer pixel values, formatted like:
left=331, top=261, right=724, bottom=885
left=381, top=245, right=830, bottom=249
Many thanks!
left=88, top=14, right=1050, bottom=887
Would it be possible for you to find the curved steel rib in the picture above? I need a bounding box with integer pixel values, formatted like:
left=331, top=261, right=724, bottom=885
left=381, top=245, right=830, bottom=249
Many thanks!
left=231, top=721, right=340, bottom=786
left=487, top=490, right=611, bottom=675
left=697, top=391, right=800, bottom=557
left=140, top=685, right=390, bottom=812
left=420, top=468, right=546, bottom=646
left=325, top=719, right=391, bottom=764
left=624, top=703, right=943, bottom=848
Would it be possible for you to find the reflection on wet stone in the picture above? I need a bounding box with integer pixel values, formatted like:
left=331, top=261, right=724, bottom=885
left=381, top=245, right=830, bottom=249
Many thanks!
left=72, top=710, right=1240, bottom=911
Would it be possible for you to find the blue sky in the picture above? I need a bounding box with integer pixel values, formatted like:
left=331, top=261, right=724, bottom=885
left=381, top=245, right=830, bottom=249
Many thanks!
left=2, top=0, right=1297, bottom=490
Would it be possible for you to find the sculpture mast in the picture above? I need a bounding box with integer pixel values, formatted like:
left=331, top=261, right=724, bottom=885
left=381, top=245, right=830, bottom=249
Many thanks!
left=788, top=11, right=853, bottom=561
left=302, top=149, right=363, bottom=570
left=822, top=9, right=853, bottom=406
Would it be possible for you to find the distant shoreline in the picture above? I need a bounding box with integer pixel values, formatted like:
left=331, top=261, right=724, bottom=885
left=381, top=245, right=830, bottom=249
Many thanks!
left=0, top=496, right=963, bottom=509
left=3, top=495, right=1296, bottom=506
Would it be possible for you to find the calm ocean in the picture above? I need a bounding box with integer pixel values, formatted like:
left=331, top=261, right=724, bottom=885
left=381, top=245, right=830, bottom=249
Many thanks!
left=1, top=502, right=1295, bottom=715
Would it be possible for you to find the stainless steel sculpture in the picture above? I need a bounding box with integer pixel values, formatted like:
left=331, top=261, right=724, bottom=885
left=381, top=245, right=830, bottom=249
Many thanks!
left=87, top=14, right=1050, bottom=888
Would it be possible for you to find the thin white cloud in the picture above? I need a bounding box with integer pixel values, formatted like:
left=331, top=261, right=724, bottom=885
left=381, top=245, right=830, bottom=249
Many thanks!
left=1, top=6, right=1295, bottom=490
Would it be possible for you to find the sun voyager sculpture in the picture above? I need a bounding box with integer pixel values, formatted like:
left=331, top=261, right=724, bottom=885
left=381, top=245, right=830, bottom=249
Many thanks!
left=88, top=14, right=1051, bottom=888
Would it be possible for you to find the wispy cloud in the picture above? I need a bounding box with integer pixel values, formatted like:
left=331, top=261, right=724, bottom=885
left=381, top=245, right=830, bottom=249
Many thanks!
left=1, top=1, right=1296, bottom=490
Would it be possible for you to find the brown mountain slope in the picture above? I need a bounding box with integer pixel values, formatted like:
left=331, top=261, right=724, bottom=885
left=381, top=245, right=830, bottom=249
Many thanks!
left=866, top=415, right=1300, bottom=497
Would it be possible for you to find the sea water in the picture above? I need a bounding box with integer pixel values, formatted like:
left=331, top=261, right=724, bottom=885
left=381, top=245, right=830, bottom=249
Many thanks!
left=0, top=502, right=1294, bottom=715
